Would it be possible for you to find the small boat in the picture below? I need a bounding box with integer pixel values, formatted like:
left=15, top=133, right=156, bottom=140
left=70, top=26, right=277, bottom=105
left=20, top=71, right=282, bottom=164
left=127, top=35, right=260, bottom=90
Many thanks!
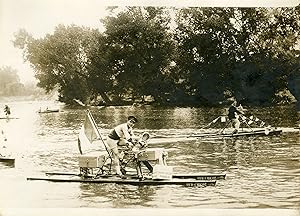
left=38, top=109, right=59, bottom=114
left=0, top=156, right=15, bottom=166
left=0, top=117, right=19, bottom=120
left=0, top=143, right=14, bottom=166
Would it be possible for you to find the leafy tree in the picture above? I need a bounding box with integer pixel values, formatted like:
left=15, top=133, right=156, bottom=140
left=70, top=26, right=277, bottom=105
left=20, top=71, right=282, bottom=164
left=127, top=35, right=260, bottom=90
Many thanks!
left=101, top=7, right=175, bottom=103
left=12, top=6, right=300, bottom=107
left=13, top=25, right=106, bottom=104
left=174, top=7, right=300, bottom=105
left=230, top=7, right=300, bottom=105
left=174, top=8, right=237, bottom=105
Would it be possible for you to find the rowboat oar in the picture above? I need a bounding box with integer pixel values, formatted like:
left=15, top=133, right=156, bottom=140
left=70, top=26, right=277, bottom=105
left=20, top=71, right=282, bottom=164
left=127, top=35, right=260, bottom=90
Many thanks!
left=239, top=115, right=254, bottom=132
left=73, top=99, right=86, bottom=107
left=200, top=116, right=221, bottom=129
left=217, top=119, right=231, bottom=135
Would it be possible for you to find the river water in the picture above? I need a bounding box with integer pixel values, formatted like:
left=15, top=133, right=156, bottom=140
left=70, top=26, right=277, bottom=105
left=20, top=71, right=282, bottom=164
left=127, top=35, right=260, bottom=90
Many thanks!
left=0, top=101, right=299, bottom=209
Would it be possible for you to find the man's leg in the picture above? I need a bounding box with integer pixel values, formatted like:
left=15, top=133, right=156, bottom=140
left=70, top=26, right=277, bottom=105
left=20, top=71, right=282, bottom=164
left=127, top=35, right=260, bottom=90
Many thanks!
left=232, top=119, right=240, bottom=134
left=142, top=161, right=153, bottom=173
left=136, top=161, right=143, bottom=180
left=107, top=138, right=125, bottom=178
left=110, top=147, right=122, bottom=175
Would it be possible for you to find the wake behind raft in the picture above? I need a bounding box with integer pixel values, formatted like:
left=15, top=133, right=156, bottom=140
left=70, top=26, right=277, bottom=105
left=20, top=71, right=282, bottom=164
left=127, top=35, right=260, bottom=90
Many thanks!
left=27, top=110, right=225, bottom=187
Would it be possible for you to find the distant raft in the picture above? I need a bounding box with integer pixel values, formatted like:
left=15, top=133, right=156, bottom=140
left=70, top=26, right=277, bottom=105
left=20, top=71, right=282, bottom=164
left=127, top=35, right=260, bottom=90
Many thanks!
left=190, top=128, right=282, bottom=138
left=193, top=113, right=283, bottom=139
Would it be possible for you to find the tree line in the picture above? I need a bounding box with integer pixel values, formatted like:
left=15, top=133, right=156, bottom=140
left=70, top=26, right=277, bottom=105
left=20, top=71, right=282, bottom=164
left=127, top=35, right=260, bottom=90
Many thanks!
left=13, top=7, right=300, bottom=107
left=0, top=66, right=45, bottom=97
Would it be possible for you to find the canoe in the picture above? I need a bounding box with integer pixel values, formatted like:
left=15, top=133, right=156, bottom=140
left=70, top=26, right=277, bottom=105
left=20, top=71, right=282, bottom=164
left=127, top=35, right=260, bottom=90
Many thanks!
left=0, top=117, right=19, bottom=120
left=0, top=156, right=15, bottom=165
left=38, top=109, right=59, bottom=114
left=27, top=175, right=217, bottom=186
left=190, top=128, right=282, bottom=138
left=44, top=171, right=226, bottom=180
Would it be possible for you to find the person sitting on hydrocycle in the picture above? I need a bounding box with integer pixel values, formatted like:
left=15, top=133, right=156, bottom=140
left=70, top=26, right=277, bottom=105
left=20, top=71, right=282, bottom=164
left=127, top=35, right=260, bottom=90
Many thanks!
left=119, top=132, right=154, bottom=181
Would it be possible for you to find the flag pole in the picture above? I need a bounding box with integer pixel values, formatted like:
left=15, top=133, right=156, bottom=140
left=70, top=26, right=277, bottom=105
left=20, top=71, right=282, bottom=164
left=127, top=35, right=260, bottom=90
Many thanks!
left=87, top=109, right=112, bottom=159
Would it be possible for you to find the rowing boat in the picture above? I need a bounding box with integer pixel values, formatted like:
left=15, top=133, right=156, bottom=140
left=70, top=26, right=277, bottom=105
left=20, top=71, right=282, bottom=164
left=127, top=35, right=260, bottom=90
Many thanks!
left=27, top=174, right=217, bottom=186
left=38, top=109, right=59, bottom=114
left=0, top=117, right=19, bottom=120
left=0, top=156, right=15, bottom=162
left=0, top=156, right=15, bottom=166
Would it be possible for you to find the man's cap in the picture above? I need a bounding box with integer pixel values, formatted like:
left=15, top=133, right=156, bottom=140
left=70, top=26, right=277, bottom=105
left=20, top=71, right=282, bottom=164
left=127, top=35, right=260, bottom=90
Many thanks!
left=128, top=116, right=138, bottom=123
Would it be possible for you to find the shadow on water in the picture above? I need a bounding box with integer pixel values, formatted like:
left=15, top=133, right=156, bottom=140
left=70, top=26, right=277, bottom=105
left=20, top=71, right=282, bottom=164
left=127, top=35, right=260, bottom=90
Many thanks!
left=79, top=183, right=156, bottom=208
left=0, top=161, right=15, bottom=169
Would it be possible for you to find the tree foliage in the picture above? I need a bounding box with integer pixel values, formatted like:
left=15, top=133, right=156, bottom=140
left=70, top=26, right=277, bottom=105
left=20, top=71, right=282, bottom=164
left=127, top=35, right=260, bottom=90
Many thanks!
left=13, top=25, right=103, bottom=104
left=0, top=66, right=43, bottom=97
left=101, top=7, right=175, bottom=103
left=174, top=8, right=237, bottom=104
left=0, top=66, right=22, bottom=96
left=174, top=7, right=300, bottom=105
left=13, top=6, right=300, bottom=106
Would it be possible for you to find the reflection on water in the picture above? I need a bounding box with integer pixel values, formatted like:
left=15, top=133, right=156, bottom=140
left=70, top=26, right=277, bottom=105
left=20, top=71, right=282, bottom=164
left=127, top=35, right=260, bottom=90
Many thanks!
left=79, top=184, right=157, bottom=208
left=0, top=101, right=299, bottom=208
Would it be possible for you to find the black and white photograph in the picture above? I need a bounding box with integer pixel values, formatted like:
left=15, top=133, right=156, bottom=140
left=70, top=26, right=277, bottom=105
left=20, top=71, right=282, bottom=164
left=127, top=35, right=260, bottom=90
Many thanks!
left=0, top=0, right=299, bottom=215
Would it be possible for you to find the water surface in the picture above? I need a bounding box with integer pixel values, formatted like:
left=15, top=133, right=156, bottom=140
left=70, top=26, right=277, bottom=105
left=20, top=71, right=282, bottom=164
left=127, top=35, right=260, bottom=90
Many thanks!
left=0, top=101, right=299, bottom=208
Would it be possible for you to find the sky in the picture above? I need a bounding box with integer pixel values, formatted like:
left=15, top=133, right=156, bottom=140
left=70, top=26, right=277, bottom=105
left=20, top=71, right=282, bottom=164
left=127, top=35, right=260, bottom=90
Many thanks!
left=0, top=0, right=298, bottom=84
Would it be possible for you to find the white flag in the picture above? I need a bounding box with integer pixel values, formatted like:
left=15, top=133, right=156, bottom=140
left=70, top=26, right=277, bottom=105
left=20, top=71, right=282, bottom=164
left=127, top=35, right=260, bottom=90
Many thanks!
left=78, top=111, right=100, bottom=145
left=78, top=110, right=108, bottom=155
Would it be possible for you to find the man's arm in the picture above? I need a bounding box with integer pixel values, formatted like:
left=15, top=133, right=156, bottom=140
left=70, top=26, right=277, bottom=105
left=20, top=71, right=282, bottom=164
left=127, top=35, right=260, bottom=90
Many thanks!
left=236, top=105, right=245, bottom=115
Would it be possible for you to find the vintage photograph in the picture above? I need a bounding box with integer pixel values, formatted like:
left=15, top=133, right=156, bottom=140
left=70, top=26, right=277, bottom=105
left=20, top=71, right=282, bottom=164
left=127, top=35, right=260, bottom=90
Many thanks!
left=0, top=0, right=299, bottom=215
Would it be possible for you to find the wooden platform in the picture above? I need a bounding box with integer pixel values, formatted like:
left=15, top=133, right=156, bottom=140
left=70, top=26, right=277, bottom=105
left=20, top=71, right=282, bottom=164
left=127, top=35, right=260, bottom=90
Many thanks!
left=38, top=109, right=59, bottom=114
left=190, top=129, right=282, bottom=138
left=27, top=175, right=217, bottom=186
left=44, top=171, right=226, bottom=181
